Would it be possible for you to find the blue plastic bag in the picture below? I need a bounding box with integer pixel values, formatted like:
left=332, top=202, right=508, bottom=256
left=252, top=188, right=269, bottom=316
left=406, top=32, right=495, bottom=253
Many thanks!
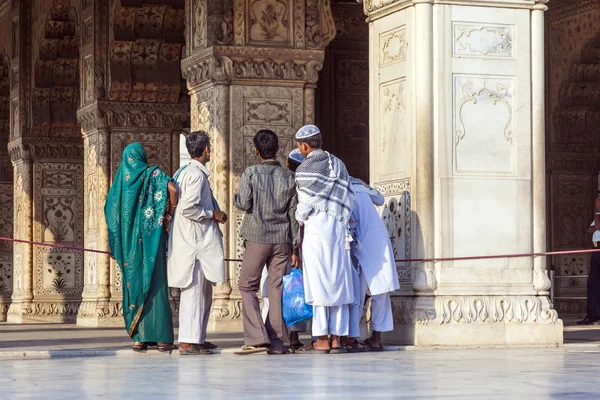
left=282, top=268, right=313, bottom=326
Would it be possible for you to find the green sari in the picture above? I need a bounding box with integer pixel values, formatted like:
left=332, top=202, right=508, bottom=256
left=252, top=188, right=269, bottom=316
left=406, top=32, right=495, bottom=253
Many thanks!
left=105, top=142, right=174, bottom=343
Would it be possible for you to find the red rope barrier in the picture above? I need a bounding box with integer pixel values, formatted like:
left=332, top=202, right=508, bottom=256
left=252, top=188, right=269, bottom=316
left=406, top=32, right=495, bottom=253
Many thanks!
left=1, top=236, right=600, bottom=264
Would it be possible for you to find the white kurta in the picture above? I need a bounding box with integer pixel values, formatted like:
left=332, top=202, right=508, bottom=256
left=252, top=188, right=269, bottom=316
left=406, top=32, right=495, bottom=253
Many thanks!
left=296, top=204, right=354, bottom=307
left=167, top=160, right=226, bottom=287
left=351, top=190, right=400, bottom=296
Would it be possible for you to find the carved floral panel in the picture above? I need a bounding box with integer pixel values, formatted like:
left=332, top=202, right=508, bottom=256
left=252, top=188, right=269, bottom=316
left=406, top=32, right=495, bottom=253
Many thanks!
left=376, top=179, right=411, bottom=284
left=453, top=23, right=513, bottom=58
left=248, top=0, right=292, bottom=46
left=379, top=26, right=406, bottom=67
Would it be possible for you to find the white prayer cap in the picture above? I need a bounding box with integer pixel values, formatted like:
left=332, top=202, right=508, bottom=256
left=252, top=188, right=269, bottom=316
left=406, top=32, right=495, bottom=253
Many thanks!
left=295, top=124, right=321, bottom=139
left=288, top=149, right=304, bottom=163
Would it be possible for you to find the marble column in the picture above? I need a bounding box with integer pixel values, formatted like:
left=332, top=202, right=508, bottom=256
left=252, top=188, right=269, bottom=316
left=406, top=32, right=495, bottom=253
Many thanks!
left=76, top=0, right=187, bottom=327
left=364, top=0, right=562, bottom=346
left=182, top=0, right=335, bottom=332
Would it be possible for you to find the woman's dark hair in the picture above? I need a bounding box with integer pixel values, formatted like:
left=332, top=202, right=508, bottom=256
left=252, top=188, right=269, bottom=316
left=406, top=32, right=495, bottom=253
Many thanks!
left=296, top=133, right=323, bottom=149
left=253, top=129, right=279, bottom=159
left=186, top=130, right=211, bottom=158
left=287, top=158, right=301, bottom=172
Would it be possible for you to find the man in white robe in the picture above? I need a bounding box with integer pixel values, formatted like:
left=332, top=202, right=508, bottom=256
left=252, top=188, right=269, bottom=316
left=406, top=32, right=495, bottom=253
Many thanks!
left=346, top=178, right=400, bottom=351
left=168, top=131, right=228, bottom=355
left=294, top=125, right=355, bottom=354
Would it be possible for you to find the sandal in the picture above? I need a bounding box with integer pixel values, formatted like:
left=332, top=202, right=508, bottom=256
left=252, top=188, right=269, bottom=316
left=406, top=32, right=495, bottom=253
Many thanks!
left=343, top=339, right=367, bottom=353
left=157, top=343, right=178, bottom=353
left=290, top=341, right=304, bottom=350
left=233, top=345, right=270, bottom=355
left=179, top=344, right=212, bottom=355
left=329, top=347, right=347, bottom=354
left=132, top=343, right=148, bottom=352
left=363, top=338, right=384, bottom=352
left=200, top=341, right=218, bottom=350
left=296, top=342, right=330, bottom=355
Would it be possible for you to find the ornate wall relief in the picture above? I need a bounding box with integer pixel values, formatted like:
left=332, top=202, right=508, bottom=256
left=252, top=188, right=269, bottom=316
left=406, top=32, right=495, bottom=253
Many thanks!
left=34, top=162, right=84, bottom=297
left=380, top=26, right=406, bottom=67
left=316, top=1, right=369, bottom=182
left=454, top=77, right=514, bottom=175
left=248, top=0, right=291, bottom=45
left=376, top=180, right=411, bottom=286
left=230, top=85, right=303, bottom=286
left=109, top=1, right=185, bottom=104
left=453, top=24, right=513, bottom=58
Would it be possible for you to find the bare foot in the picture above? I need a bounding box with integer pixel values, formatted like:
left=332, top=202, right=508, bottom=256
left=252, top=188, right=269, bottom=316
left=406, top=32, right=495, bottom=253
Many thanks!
left=313, top=335, right=330, bottom=351
left=179, top=342, right=196, bottom=351
left=330, top=335, right=342, bottom=349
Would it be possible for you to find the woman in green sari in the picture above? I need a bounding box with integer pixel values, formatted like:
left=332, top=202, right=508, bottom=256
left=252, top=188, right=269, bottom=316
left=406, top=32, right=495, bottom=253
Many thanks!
left=105, top=142, right=178, bottom=352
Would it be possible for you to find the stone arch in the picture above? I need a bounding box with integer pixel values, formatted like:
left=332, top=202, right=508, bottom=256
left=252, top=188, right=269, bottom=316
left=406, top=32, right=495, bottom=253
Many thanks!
left=32, top=0, right=80, bottom=137
left=109, top=0, right=186, bottom=103
left=553, top=32, right=600, bottom=146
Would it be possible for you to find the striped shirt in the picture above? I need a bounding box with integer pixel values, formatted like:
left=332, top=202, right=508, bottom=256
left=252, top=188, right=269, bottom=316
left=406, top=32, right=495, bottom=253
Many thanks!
left=234, top=160, right=300, bottom=248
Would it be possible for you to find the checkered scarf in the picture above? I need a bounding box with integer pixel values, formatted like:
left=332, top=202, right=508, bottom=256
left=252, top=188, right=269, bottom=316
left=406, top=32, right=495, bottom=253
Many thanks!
left=295, top=150, right=355, bottom=227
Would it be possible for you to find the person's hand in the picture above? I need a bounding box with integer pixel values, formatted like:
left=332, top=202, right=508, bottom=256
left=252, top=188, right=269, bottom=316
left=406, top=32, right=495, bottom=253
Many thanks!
left=214, top=210, right=228, bottom=224
left=163, top=214, right=173, bottom=233
left=291, top=254, right=301, bottom=269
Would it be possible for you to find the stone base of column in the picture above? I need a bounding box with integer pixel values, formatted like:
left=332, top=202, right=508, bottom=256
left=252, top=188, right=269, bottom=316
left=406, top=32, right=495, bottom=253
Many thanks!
left=384, top=295, right=563, bottom=346
left=7, top=299, right=80, bottom=323
left=0, top=299, right=10, bottom=322
left=76, top=298, right=124, bottom=328
left=207, top=295, right=243, bottom=333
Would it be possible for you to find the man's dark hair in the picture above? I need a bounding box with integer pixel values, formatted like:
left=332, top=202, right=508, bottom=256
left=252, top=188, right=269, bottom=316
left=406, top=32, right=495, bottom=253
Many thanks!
left=296, top=133, right=323, bottom=149
left=253, top=129, right=279, bottom=159
left=287, top=158, right=301, bottom=172
left=186, top=130, right=210, bottom=158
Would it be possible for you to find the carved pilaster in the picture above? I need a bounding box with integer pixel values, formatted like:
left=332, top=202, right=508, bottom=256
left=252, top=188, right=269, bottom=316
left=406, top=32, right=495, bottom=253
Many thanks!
left=76, top=0, right=188, bottom=328
left=183, top=0, right=335, bottom=331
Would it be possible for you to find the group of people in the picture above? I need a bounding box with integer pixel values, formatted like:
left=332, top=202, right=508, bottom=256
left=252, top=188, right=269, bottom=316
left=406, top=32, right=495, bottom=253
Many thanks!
left=105, top=125, right=399, bottom=355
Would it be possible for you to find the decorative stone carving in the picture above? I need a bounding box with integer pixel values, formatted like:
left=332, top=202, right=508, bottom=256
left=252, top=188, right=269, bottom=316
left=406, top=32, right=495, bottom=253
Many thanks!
left=454, top=77, right=514, bottom=174
left=377, top=180, right=411, bottom=283
left=182, top=47, right=325, bottom=88
left=453, top=24, right=513, bottom=58
left=436, top=296, right=560, bottom=325
left=249, top=0, right=291, bottom=45
left=380, top=26, right=406, bottom=66
left=109, top=1, right=185, bottom=104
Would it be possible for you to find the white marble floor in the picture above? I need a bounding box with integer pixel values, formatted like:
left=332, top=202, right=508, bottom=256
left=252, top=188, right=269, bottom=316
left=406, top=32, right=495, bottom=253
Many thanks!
left=0, top=347, right=599, bottom=399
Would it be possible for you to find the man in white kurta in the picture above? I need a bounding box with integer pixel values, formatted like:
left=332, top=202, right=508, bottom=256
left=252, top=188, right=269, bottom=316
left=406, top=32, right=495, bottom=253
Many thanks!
left=167, top=131, right=227, bottom=355
left=347, top=178, right=400, bottom=350
left=294, top=125, right=355, bottom=354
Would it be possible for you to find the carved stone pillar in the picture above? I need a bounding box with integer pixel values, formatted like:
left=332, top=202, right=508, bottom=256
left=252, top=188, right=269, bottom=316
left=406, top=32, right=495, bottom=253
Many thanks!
left=182, top=0, right=335, bottom=331
left=76, top=0, right=188, bottom=327
left=0, top=38, right=12, bottom=320
left=364, top=0, right=562, bottom=345
left=7, top=0, right=85, bottom=323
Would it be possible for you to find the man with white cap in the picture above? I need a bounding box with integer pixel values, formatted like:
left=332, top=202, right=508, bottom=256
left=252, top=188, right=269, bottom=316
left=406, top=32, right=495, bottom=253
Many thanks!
left=345, top=177, right=400, bottom=352
left=294, top=124, right=355, bottom=354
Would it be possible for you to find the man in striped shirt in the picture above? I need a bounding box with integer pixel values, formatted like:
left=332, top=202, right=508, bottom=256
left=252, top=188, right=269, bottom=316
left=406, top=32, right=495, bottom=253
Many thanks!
left=234, top=130, right=300, bottom=355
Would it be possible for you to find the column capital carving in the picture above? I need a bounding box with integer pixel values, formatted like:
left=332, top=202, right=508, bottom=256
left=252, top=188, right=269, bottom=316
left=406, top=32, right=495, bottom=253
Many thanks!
left=77, top=101, right=189, bottom=134
left=181, top=46, right=325, bottom=89
left=8, top=137, right=84, bottom=164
